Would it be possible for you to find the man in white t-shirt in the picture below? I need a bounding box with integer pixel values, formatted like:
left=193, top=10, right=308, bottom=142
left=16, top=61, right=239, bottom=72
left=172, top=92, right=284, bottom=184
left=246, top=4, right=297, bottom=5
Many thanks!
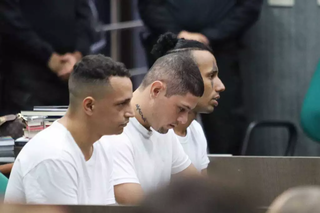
left=173, top=49, right=225, bottom=174
left=101, top=33, right=205, bottom=205
left=5, top=55, right=134, bottom=204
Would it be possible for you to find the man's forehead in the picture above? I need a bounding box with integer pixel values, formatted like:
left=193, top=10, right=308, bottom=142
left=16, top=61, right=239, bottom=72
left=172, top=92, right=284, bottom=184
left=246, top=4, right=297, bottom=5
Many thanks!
left=108, top=76, right=131, bottom=89
left=109, top=76, right=131, bottom=85
left=107, top=77, right=132, bottom=97
left=107, top=90, right=132, bottom=104
left=170, top=93, right=199, bottom=108
left=213, top=63, right=218, bottom=72
left=194, top=53, right=218, bottom=74
left=114, top=95, right=132, bottom=103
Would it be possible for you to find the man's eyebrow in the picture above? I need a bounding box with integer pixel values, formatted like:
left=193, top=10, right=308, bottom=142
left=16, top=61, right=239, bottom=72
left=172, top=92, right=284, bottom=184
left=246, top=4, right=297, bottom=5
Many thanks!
left=181, top=104, right=191, bottom=110
left=210, top=64, right=219, bottom=72
left=211, top=65, right=219, bottom=72
left=114, top=98, right=131, bottom=105
left=207, top=69, right=218, bottom=77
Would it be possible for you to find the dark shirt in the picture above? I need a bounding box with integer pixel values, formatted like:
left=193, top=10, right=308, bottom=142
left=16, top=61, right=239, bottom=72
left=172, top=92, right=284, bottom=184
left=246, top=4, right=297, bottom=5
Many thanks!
left=138, top=0, right=263, bottom=46
left=166, top=0, right=237, bottom=32
left=0, top=0, right=93, bottom=65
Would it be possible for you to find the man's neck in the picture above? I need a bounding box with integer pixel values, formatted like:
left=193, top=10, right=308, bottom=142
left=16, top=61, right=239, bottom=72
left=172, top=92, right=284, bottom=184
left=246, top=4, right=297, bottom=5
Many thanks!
left=132, top=91, right=151, bottom=130
left=174, top=111, right=197, bottom=137
left=59, top=111, right=98, bottom=161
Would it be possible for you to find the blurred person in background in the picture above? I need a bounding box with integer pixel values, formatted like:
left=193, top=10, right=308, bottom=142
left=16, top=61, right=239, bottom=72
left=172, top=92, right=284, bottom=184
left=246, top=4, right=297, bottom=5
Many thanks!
left=267, top=186, right=320, bottom=213
left=0, top=0, right=94, bottom=115
left=138, top=0, right=263, bottom=155
left=138, top=177, right=255, bottom=213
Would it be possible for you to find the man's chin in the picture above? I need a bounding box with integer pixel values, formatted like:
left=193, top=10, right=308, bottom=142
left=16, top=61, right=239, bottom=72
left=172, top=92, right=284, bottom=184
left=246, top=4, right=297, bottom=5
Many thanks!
left=197, top=107, right=214, bottom=114
left=116, top=128, right=124, bottom=134
left=209, top=107, right=215, bottom=113
left=106, top=128, right=124, bottom=135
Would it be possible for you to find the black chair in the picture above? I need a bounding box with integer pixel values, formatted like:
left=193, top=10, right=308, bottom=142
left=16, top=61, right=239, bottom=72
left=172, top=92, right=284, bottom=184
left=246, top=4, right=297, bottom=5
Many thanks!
left=241, top=121, right=298, bottom=156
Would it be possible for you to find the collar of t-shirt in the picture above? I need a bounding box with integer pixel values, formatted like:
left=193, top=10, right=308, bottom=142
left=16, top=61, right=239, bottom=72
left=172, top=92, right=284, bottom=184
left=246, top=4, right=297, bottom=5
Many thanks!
left=175, top=128, right=190, bottom=144
left=130, top=117, right=153, bottom=138
left=53, top=120, right=95, bottom=162
left=86, top=145, right=97, bottom=167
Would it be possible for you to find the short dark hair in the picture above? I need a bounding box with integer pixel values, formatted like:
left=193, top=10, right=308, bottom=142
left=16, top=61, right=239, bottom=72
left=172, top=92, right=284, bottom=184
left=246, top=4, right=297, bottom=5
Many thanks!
left=69, top=54, right=130, bottom=100
left=141, top=33, right=204, bottom=97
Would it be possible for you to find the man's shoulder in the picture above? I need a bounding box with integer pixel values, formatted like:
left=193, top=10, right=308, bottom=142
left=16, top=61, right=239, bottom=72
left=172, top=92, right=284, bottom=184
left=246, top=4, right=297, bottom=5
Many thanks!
left=29, top=121, right=68, bottom=141
left=24, top=123, right=72, bottom=152
left=190, top=120, right=203, bottom=130
left=188, top=120, right=205, bottom=136
left=15, top=148, right=78, bottom=178
left=188, top=120, right=207, bottom=147
left=17, top=123, right=80, bottom=171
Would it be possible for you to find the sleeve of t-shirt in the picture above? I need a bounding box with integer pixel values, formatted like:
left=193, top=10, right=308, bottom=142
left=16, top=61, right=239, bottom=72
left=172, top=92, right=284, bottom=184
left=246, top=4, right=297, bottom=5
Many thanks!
left=171, top=133, right=192, bottom=174
left=194, top=122, right=210, bottom=170
left=102, top=135, right=140, bottom=186
left=106, top=167, right=116, bottom=205
left=23, top=159, right=79, bottom=204
left=199, top=127, right=210, bottom=170
left=4, top=159, right=25, bottom=203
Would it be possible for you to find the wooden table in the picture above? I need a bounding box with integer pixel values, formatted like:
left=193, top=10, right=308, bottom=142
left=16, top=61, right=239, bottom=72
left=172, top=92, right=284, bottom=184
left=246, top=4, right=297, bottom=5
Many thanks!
left=207, top=156, right=320, bottom=209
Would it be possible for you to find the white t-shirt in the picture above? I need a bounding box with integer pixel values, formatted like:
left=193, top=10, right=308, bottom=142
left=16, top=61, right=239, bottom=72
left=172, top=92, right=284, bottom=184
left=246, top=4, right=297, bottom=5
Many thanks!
left=176, top=120, right=210, bottom=172
left=5, top=121, right=115, bottom=205
left=101, top=117, right=191, bottom=194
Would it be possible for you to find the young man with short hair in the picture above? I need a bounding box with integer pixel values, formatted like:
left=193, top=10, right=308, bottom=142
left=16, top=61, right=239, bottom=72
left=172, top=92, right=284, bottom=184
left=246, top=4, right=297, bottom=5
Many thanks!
left=101, top=34, right=204, bottom=205
left=5, top=54, right=134, bottom=204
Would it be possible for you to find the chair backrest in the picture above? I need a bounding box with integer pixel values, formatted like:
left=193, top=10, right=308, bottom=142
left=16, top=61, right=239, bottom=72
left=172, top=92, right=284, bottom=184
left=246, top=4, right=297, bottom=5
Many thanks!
left=301, top=60, right=320, bottom=142
left=241, top=121, right=298, bottom=156
left=0, top=172, right=8, bottom=197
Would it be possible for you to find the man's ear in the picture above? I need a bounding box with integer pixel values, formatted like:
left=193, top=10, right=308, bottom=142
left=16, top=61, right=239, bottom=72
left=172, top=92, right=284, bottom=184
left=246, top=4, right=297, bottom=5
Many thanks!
left=83, top=97, right=95, bottom=116
left=150, top=81, right=165, bottom=99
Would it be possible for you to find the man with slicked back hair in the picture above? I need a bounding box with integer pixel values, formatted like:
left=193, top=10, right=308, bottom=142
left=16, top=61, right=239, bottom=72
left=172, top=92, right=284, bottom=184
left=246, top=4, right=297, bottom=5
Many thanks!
left=151, top=32, right=226, bottom=175
left=153, top=33, right=226, bottom=175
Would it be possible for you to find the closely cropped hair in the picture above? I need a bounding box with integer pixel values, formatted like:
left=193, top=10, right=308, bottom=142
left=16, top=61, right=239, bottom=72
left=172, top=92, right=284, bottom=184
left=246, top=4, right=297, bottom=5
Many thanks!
left=69, top=54, right=130, bottom=99
left=141, top=33, right=205, bottom=97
